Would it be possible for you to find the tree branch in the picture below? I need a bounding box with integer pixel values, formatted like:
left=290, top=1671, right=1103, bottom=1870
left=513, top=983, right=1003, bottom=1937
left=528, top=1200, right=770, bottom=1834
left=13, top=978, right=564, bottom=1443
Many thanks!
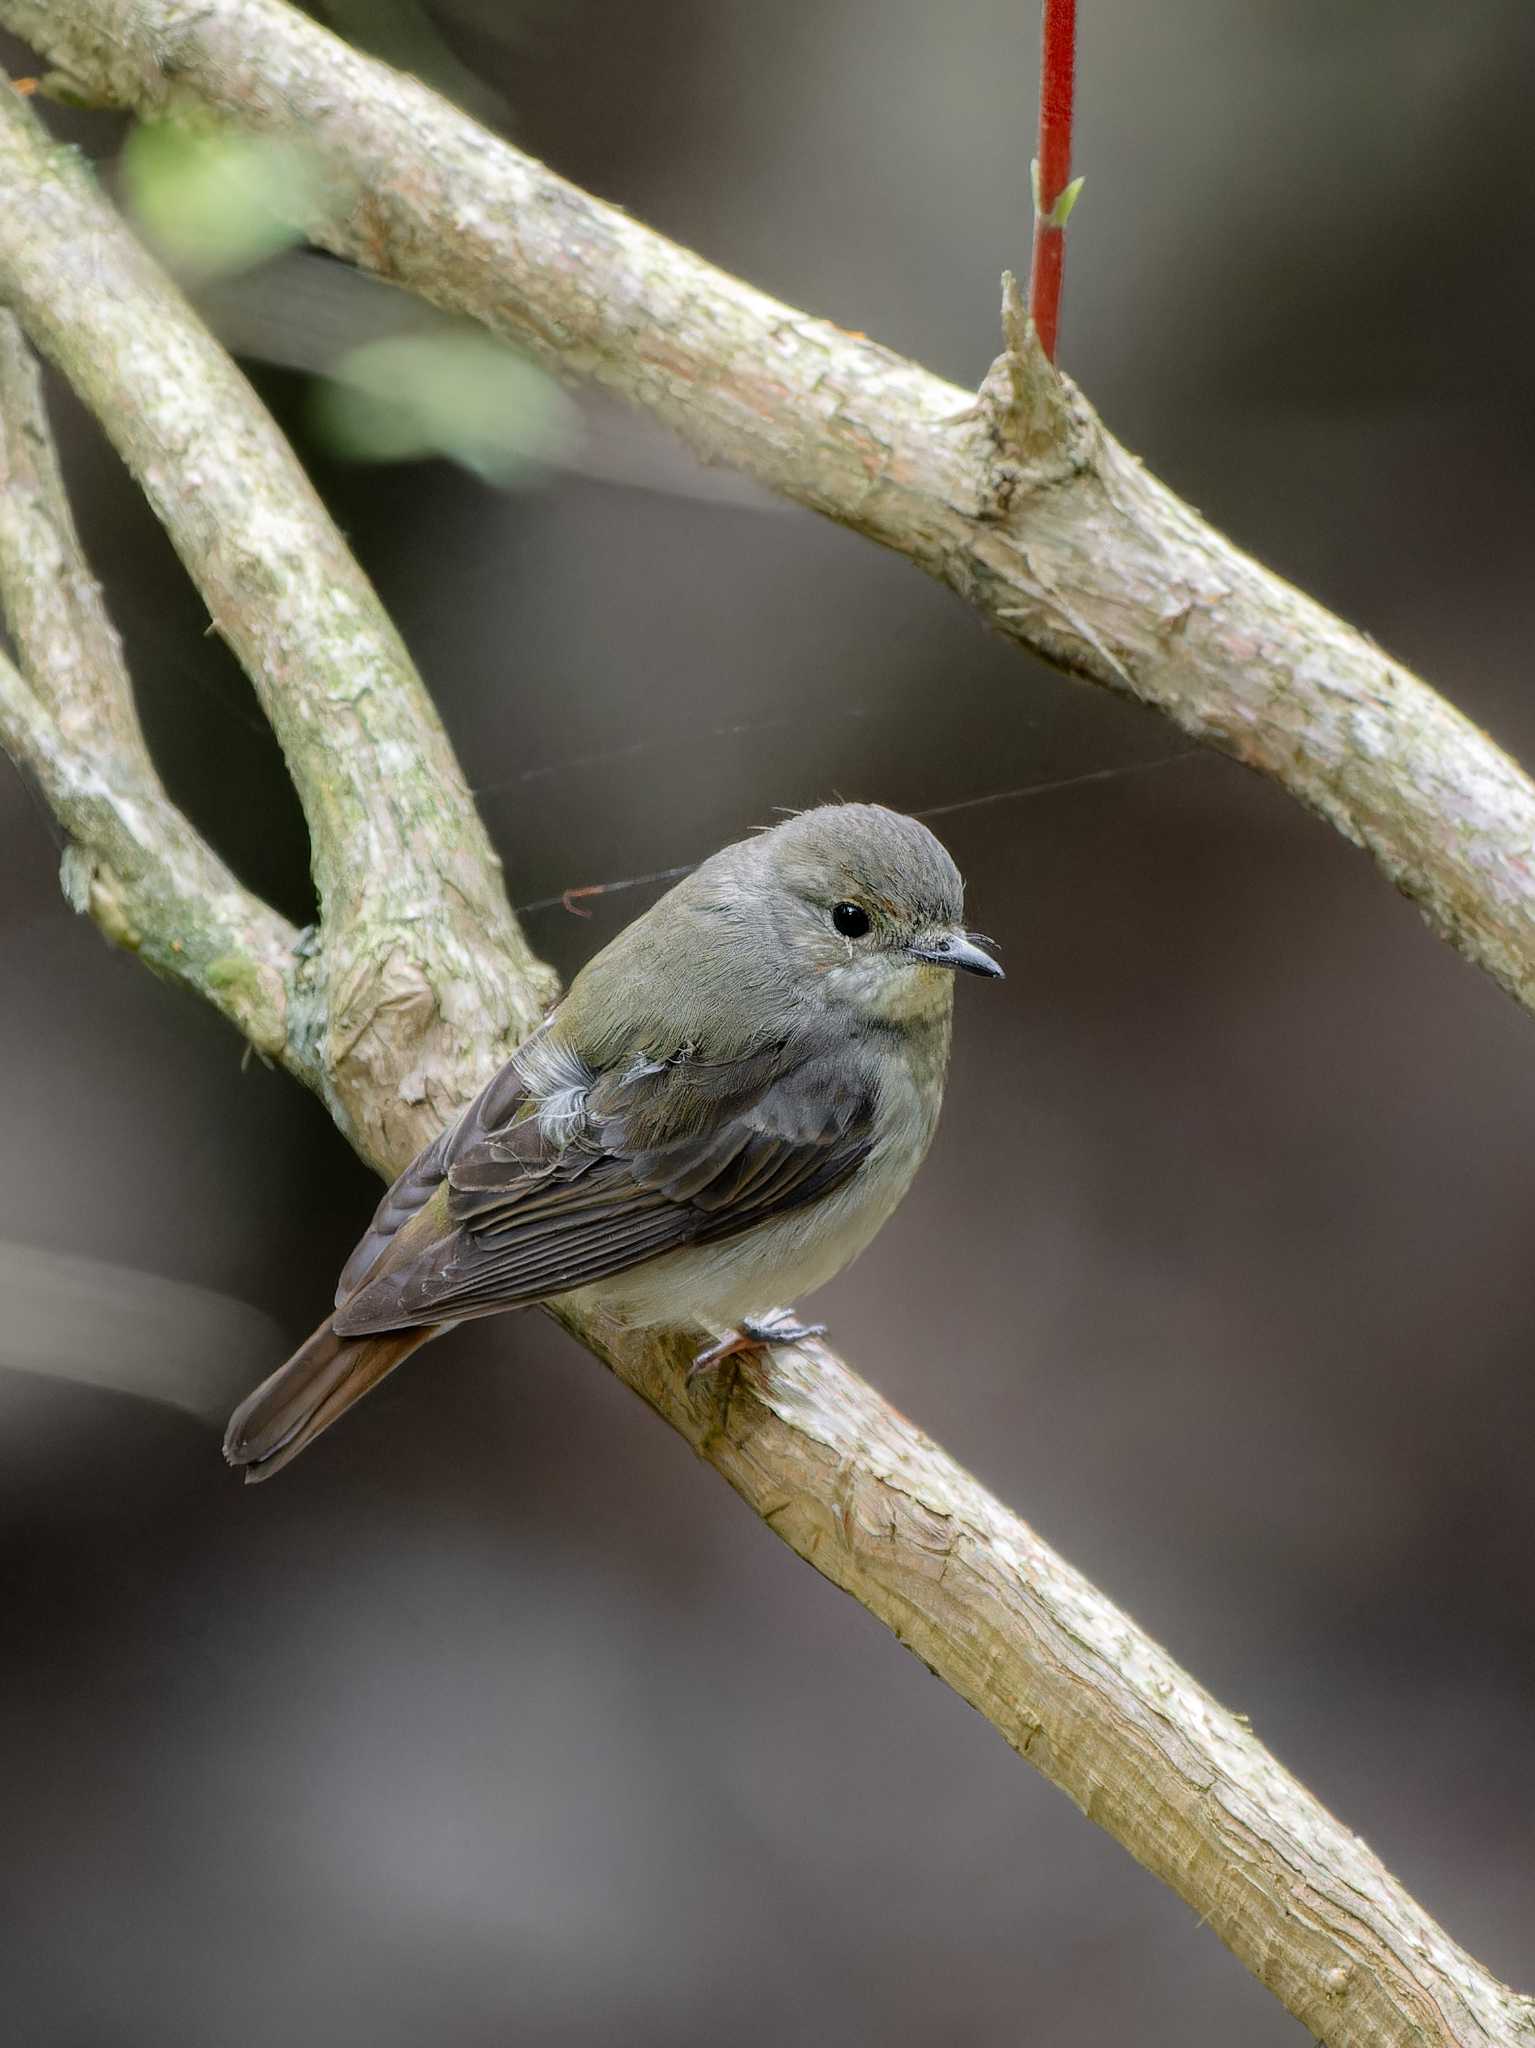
left=0, top=21, right=1530, bottom=2047
left=0, top=309, right=150, bottom=763
left=9, top=0, right=1535, bottom=1025
left=0, top=75, right=557, bottom=1161
left=0, top=310, right=300, bottom=1061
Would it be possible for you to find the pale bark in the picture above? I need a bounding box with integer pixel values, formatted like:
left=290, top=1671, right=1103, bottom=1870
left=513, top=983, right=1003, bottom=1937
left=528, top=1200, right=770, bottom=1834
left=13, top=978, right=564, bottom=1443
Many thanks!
left=0, top=22, right=1529, bottom=2048
left=0, top=76, right=556, bottom=1157
left=8, top=0, right=1535, bottom=1021
left=0, top=308, right=300, bottom=1058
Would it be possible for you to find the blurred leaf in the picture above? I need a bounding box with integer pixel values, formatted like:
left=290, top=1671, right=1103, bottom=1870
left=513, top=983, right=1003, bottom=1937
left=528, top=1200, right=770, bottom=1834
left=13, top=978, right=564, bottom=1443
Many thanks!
left=121, top=119, right=325, bottom=279
left=194, top=251, right=777, bottom=508
left=312, top=331, right=579, bottom=483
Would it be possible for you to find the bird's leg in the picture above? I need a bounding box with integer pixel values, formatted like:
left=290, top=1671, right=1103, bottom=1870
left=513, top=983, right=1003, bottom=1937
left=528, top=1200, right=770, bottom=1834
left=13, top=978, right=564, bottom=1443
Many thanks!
left=687, top=1308, right=829, bottom=1381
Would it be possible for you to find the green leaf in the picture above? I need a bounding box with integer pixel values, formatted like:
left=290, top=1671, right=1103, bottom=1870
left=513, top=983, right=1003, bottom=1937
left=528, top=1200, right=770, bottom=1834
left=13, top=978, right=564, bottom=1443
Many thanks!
left=121, top=120, right=323, bottom=278
left=311, top=332, right=579, bottom=484
left=1047, top=175, right=1086, bottom=229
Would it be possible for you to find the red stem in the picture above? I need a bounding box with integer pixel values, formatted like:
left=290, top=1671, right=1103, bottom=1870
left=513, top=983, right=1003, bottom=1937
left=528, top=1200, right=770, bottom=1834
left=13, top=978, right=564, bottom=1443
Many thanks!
left=1028, top=0, right=1077, bottom=363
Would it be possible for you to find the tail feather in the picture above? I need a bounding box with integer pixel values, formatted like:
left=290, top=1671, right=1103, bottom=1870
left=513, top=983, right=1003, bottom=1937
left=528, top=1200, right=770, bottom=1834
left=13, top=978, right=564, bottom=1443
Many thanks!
left=223, top=1316, right=440, bottom=1483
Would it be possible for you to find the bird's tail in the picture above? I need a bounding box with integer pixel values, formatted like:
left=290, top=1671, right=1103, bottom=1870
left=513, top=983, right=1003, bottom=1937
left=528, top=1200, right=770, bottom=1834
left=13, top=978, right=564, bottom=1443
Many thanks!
left=223, top=1316, right=440, bottom=1483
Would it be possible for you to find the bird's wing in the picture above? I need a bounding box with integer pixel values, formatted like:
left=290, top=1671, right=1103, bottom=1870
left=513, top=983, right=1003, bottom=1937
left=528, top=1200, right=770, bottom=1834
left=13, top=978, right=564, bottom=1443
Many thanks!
left=335, top=1116, right=464, bottom=1304
left=332, top=1034, right=877, bottom=1334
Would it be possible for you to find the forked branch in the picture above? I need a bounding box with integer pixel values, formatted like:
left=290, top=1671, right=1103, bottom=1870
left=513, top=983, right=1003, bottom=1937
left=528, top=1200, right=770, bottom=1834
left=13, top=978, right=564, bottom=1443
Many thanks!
left=0, top=77, right=555, bottom=1160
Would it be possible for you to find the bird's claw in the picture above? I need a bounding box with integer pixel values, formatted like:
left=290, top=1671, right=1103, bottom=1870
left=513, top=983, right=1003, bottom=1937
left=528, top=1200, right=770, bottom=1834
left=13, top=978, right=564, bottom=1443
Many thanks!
left=742, top=1311, right=828, bottom=1347
left=688, top=1310, right=829, bottom=1382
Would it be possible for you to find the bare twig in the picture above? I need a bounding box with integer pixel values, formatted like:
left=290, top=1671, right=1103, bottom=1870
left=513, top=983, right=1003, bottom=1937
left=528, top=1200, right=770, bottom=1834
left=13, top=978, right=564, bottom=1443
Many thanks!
left=9, top=0, right=1535, bottom=1033
left=0, top=19, right=1529, bottom=2046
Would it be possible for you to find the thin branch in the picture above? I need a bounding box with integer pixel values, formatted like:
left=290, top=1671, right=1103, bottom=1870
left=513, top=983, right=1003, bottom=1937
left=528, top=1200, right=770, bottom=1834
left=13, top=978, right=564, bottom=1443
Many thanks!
left=0, top=311, right=300, bottom=1060
left=0, top=310, right=150, bottom=763
left=11, top=0, right=1535, bottom=1035
left=0, top=18, right=1529, bottom=2047
left=1028, top=0, right=1080, bottom=362
left=0, top=636, right=298, bottom=1058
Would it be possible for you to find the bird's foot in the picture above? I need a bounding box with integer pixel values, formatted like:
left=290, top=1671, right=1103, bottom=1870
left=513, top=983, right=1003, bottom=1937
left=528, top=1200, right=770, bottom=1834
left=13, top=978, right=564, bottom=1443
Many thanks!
left=687, top=1309, right=829, bottom=1382
left=743, top=1309, right=828, bottom=1348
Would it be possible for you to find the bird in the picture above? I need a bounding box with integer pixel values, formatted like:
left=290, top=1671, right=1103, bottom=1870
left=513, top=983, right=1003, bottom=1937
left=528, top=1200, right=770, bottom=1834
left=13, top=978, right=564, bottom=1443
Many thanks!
left=224, top=803, right=1002, bottom=1481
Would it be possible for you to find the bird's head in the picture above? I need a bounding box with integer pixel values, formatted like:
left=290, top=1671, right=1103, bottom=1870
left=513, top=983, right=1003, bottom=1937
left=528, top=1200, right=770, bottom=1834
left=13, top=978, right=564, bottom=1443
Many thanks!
left=749, top=803, right=1002, bottom=1025
left=555, top=803, right=1002, bottom=1067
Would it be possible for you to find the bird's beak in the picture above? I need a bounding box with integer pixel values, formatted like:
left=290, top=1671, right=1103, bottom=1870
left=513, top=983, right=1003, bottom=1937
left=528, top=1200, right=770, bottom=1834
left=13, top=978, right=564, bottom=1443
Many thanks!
left=907, top=931, right=1004, bottom=979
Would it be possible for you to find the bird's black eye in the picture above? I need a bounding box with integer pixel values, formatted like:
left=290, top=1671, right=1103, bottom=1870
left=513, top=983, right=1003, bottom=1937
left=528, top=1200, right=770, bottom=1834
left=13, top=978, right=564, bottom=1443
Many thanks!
left=831, top=901, right=871, bottom=938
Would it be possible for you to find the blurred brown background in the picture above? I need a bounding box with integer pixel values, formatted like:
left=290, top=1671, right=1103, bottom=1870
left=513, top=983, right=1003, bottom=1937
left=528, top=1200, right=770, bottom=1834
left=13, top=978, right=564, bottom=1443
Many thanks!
left=2, top=3, right=1533, bottom=2041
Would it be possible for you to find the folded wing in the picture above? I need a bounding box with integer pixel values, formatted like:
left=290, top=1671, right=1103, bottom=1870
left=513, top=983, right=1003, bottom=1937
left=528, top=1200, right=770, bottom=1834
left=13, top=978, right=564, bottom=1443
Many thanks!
left=333, top=1031, right=877, bottom=1335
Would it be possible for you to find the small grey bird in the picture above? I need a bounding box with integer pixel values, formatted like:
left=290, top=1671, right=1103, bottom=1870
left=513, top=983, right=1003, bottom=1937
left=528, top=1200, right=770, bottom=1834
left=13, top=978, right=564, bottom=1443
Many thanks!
left=224, top=803, right=1001, bottom=1481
